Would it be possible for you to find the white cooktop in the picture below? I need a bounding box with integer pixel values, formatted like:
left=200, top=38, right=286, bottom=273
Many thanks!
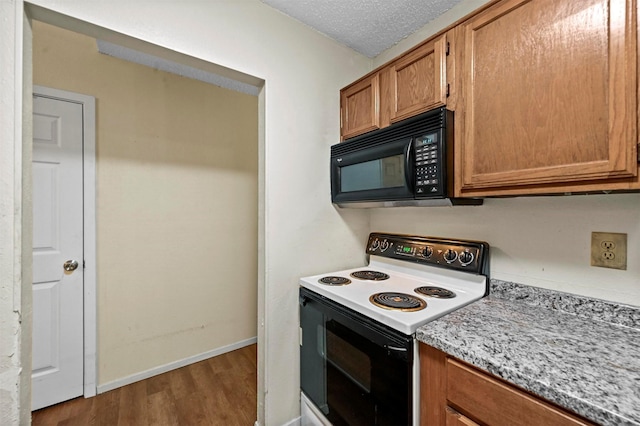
left=299, top=255, right=487, bottom=335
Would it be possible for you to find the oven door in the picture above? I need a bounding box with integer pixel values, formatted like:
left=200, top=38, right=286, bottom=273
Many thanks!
left=331, top=136, right=414, bottom=205
left=299, top=287, right=413, bottom=426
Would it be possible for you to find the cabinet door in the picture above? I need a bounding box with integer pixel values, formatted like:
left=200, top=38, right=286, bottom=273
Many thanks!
left=420, top=344, right=597, bottom=426
left=390, top=35, right=448, bottom=123
left=457, top=0, right=637, bottom=194
left=340, top=74, right=380, bottom=140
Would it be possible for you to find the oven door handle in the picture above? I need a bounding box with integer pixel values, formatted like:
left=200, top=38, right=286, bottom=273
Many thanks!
left=300, top=295, right=307, bottom=307
left=384, top=344, right=408, bottom=352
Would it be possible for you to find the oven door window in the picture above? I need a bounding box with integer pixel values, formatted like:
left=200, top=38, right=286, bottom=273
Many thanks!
left=300, top=289, right=412, bottom=426
left=326, top=326, right=371, bottom=392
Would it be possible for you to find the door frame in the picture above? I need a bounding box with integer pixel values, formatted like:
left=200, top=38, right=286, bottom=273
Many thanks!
left=33, top=85, right=97, bottom=398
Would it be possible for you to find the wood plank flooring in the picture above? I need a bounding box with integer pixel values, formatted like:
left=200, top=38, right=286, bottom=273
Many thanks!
left=31, top=344, right=257, bottom=426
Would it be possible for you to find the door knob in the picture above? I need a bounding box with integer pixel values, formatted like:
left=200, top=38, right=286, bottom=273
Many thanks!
left=63, top=260, right=79, bottom=272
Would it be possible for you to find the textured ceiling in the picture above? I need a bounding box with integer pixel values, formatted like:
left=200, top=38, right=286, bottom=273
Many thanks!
left=261, top=0, right=465, bottom=58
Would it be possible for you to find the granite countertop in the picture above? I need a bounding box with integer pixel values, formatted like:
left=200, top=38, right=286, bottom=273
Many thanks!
left=416, top=280, right=640, bottom=426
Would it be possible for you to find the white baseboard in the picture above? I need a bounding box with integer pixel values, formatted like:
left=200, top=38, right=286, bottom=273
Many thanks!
left=96, top=336, right=257, bottom=394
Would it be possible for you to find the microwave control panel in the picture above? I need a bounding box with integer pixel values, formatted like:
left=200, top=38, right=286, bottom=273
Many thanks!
left=413, top=132, right=443, bottom=197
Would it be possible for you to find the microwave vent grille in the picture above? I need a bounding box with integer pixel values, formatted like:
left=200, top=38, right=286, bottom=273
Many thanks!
left=333, top=107, right=446, bottom=157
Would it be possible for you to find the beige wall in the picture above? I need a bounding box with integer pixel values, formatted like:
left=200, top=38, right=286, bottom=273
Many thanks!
left=33, top=21, right=259, bottom=385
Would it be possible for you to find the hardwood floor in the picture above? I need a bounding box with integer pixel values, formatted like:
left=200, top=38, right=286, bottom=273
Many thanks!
left=31, top=344, right=257, bottom=426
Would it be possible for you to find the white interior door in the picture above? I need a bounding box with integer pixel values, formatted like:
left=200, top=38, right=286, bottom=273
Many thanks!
left=32, top=94, right=85, bottom=410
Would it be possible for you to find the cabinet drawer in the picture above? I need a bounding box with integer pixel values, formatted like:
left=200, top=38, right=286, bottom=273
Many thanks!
left=446, top=407, right=479, bottom=426
left=446, top=359, right=593, bottom=426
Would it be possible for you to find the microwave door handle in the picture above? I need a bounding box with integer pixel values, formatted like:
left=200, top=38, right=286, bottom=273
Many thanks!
left=404, top=139, right=414, bottom=191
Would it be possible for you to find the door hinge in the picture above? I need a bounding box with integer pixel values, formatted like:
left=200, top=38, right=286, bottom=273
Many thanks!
left=637, top=142, right=640, bottom=163
left=446, top=42, right=450, bottom=56
left=446, top=84, right=450, bottom=97
left=83, top=260, right=86, bottom=269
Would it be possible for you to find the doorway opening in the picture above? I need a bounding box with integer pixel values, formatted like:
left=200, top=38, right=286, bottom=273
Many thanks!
left=27, top=9, right=264, bottom=423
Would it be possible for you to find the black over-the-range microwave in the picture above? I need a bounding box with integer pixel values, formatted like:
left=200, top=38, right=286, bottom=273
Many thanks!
left=331, top=107, right=482, bottom=207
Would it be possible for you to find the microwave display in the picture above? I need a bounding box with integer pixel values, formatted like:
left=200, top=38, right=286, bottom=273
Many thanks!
left=341, top=154, right=405, bottom=192
left=415, top=133, right=437, bottom=146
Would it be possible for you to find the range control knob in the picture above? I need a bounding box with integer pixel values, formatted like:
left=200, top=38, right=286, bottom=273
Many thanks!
left=421, top=246, right=433, bottom=258
left=443, top=249, right=458, bottom=263
left=459, top=250, right=474, bottom=266
left=380, top=240, right=390, bottom=252
left=370, top=239, right=380, bottom=251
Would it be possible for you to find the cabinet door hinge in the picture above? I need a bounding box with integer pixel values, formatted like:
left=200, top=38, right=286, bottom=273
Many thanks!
left=637, top=142, right=640, bottom=163
left=446, top=42, right=450, bottom=56
left=446, top=84, right=450, bottom=97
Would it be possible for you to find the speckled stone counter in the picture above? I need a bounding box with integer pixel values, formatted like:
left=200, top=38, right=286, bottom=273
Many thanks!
left=416, top=280, right=640, bottom=426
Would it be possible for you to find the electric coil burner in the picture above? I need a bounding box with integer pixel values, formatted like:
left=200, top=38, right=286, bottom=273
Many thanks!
left=369, top=292, right=427, bottom=311
left=299, top=232, right=490, bottom=426
left=318, top=276, right=351, bottom=286
left=350, top=270, right=390, bottom=281
left=415, top=286, right=456, bottom=299
left=302, top=233, right=489, bottom=334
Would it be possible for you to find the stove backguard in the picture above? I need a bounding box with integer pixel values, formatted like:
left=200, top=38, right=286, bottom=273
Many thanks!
left=366, top=232, right=490, bottom=284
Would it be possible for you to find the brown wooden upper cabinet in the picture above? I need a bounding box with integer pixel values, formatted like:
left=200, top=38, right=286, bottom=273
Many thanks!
left=340, top=74, right=381, bottom=140
left=390, top=35, right=448, bottom=123
left=340, top=35, right=450, bottom=140
left=455, top=0, right=638, bottom=196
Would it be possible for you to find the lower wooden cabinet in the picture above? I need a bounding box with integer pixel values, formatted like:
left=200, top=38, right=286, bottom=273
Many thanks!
left=445, top=407, right=479, bottom=426
left=420, top=344, right=596, bottom=426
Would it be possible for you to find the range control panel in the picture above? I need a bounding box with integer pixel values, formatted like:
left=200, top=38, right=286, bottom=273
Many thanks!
left=366, top=232, right=489, bottom=276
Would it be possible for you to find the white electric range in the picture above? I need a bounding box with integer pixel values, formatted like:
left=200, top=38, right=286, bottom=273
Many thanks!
left=299, top=232, right=489, bottom=426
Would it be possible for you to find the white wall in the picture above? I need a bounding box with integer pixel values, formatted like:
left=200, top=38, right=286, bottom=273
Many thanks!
left=0, top=3, right=32, bottom=425
left=372, top=0, right=640, bottom=306
left=371, top=195, right=640, bottom=305
left=2, top=0, right=372, bottom=425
